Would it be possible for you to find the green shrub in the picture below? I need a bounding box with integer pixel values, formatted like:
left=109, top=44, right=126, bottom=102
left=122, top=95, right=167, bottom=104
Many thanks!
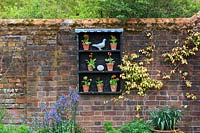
left=120, top=119, right=153, bottom=133
left=16, top=125, right=29, bottom=133
left=102, top=122, right=119, bottom=133
left=0, top=107, right=7, bottom=124
left=103, top=119, right=153, bottom=133
left=0, top=124, right=30, bottom=133
left=101, top=0, right=200, bottom=19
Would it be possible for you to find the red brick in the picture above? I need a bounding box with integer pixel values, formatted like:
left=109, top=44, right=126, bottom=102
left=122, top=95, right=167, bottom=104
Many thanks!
left=80, top=111, right=94, bottom=116
left=145, top=101, right=159, bottom=105
left=103, top=111, right=116, bottom=115
left=8, top=78, right=21, bottom=83
left=91, top=106, right=105, bottom=110
left=113, top=106, right=126, bottom=110
left=16, top=99, right=26, bottom=104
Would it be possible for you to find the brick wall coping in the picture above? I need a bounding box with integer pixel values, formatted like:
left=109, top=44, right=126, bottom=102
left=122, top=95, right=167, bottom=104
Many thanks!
left=0, top=11, right=199, bottom=27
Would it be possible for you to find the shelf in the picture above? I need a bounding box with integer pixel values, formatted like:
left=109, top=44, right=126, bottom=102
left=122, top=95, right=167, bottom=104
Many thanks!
left=76, top=28, right=123, bottom=95
left=79, top=50, right=121, bottom=53
left=75, top=28, right=124, bottom=33
left=79, top=91, right=122, bottom=95
left=78, top=71, right=121, bottom=74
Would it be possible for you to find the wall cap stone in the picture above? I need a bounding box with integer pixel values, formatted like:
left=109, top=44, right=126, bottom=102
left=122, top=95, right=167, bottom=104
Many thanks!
left=0, top=11, right=199, bottom=30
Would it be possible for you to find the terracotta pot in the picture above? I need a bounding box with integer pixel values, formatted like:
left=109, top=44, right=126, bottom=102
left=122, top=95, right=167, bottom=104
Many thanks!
left=106, top=63, right=114, bottom=71
left=153, top=128, right=180, bottom=133
left=97, top=84, right=104, bottom=92
left=82, top=85, right=89, bottom=92
left=110, top=43, right=117, bottom=50
left=110, top=84, right=117, bottom=92
left=87, top=65, right=93, bottom=71
left=82, top=43, right=89, bottom=50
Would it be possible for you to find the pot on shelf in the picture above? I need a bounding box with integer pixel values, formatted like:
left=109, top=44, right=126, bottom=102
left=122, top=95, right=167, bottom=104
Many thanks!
left=106, top=63, right=114, bottom=71
left=110, top=43, right=117, bottom=50
left=110, top=84, right=117, bottom=92
left=82, top=85, right=90, bottom=92
left=97, top=84, right=104, bottom=92
left=87, top=65, right=93, bottom=71
left=82, top=43, right=90, bottom=50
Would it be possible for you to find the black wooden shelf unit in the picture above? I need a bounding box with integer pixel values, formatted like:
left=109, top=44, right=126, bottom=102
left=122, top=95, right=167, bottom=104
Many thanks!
left=75, top=28, right=123, bottom=94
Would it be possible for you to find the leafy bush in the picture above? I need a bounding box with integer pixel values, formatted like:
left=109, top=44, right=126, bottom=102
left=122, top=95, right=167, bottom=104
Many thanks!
left=0, top=124, right=30, bottom=133
left=102, top=122, right=119, bottom=133
left=16, top=125, right=29, bottom=133
left=0, top=107, right=7, bottom=124
left=120, top=119, right=153, bottom=133
left=101, top=0, right=200, bottom=19
left=103, top=119, right=153, bottom=133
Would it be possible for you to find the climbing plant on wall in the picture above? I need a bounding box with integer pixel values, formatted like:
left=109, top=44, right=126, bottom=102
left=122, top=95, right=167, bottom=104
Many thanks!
left=106, top=30, right=200, bottom=118
left=119, top=30, right=200, bottom=98
left=162, top=30, right=200, bottom=100
left=119, top=32, right=163, bottom=97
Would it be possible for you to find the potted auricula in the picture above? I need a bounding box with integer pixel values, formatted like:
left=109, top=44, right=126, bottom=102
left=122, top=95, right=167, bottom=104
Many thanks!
left=96, top=77, right=104, bottom=92
left=110, top=35, right=117, bottom=50
left=105, top=52, right=115, bottom=71
left=82, top=76, right=92, bottom=92
left=109, top=75, right=119, bottom=92
left=86, top=53, right=96, bottom=71
left=81, top=34, right=91, bottom=50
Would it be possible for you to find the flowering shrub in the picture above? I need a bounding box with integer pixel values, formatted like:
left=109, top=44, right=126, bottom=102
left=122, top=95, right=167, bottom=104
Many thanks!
left=105, top=52, right=115, bottom=63
left=109, top=75, right=119, bottom=85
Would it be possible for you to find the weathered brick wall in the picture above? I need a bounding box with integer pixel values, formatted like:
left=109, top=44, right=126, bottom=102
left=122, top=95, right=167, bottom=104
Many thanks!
left=0, top=11, right=199, bottom=133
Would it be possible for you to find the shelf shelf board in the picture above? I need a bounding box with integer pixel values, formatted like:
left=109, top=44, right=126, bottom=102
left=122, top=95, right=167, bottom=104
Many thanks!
left=75, top=28, right=124, bottom=33
left=79, top=50, right=120, bottom=53
left=79, top=91, right=121, bottom=95
left=78, top=71, right=121, bottom=74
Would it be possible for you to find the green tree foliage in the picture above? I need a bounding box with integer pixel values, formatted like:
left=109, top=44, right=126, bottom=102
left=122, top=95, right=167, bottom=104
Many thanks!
left=66, top=0, right=103, bottom=18
left=0, top=0, right=74, bottom=18
left=0, top=0, right=199, bottom=18
left=101, top=0, right=200, bottom=19
left=0, top=0, right=102, bottom=18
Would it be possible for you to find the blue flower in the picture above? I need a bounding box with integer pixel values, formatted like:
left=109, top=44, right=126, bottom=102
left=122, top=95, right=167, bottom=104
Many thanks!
left=71, top=90, right=79, bottom=104
left=39, top=87, right=80, bottom=127
left=48, top=105, right=62, bottom=123
left=40, top=101, right=47, bottom=112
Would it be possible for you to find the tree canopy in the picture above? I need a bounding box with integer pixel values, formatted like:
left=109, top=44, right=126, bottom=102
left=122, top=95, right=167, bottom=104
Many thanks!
left=0, top=0, right=199, bottom=19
